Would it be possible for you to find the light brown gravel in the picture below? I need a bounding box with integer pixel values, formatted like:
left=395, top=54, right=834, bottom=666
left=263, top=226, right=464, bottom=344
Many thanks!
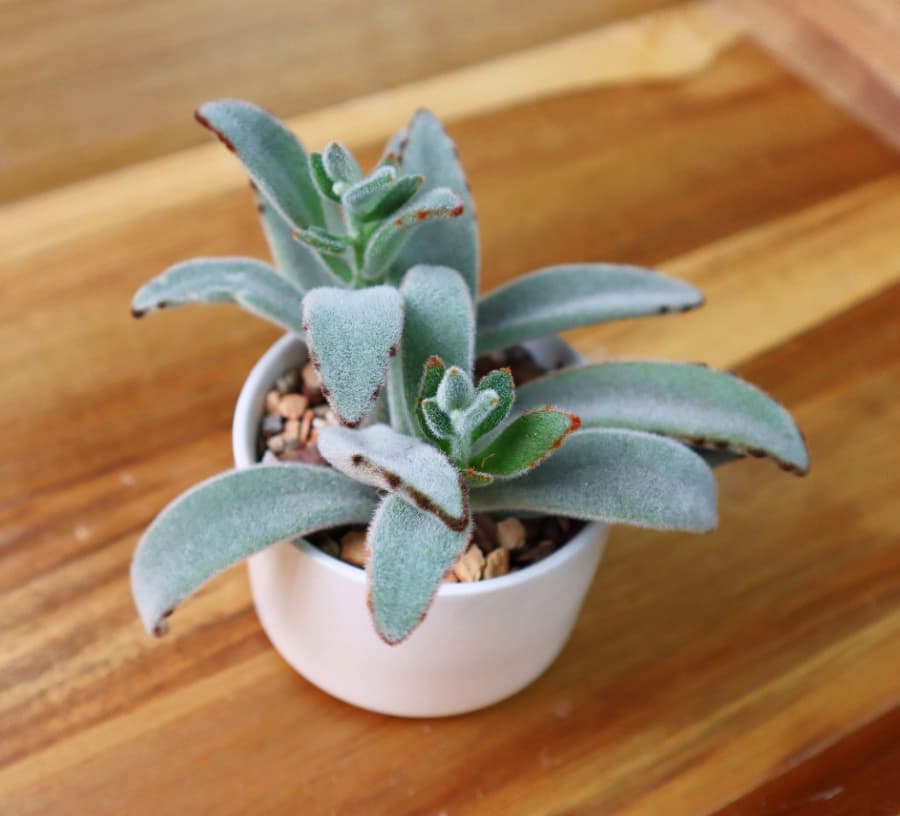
left=453, top=545, right=485, bottom=582
left=484, top=547, right=510, bottom=579
left=278, top=393, right=308, bottom=420
left=265, top=390, right=281, bottom=415
left=340, top=530, right=368, bottom=567
left=497, top=517, right=526, bottom=551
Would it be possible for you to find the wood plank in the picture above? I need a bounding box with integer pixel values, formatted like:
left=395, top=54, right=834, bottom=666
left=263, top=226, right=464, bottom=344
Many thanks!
left=3, top=3, right=900, bottom=813
left=722, top=0, right=900, bottom=150
left=0, top=0, right=682, bottom=203
left=2, top=282, right=897, bottom=815
left=713, top=704, right=900, bottom=815
left=3, top=34, right=898, bottom=505
left=0, top=2, right=740, bottom=266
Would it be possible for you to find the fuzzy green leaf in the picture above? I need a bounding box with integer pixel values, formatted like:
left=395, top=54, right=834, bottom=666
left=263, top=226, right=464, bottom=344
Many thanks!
left=363, top=188, right=465, bottom=281
left=317, top=424, right=468, bottom=531
left=471, top=429, right=718, bottom=532
left=420, top=398, right=454, bottom=443
left=389, top=110, right=480, bottom=296
left=341, top=166, right=398, bottom=217
left=414, top=357, right=450, bottom=451
left=472, top=408, right=579, bottom=478
left=380, top=126, right=408, bottom=166
left=387, top=265, right=474, bottom=435
left=367, top=494, right=471, bottom=644
left=476, top=264, right=704, bottom=354
left=195, top=99, right=323, bottom=229
left=471, top=368, right=515, bottom=443
left=514, top=362, right=809, bottom=473
left=310, top=152, right=341, bottom=201
left=292, top=225, right=348, bottom=255
left=417, top=356, right=446, bottom=403
left=302, top=286, right=403, bottom=426
left=462, top=469, right=494, bottom=487
left=458, top=389, right=500, bottom=435
left=365, top=174, right=424, bottom=220
left=436, top=366, right=474, bottom=413
left=323, top=141, right=362, bottom=186
left=250, top=184, right=346, bottom=290
left=131, top=257, right=304, bottom=333
left=131, top=465, right=378, bottom=636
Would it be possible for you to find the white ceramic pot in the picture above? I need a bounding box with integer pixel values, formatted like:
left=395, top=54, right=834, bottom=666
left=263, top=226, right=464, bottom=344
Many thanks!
left=233, top=333, right=606, bottom=717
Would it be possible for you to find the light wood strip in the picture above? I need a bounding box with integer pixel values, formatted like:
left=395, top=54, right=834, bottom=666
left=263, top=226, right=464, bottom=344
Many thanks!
left=567, top=173, right=900, bottom=366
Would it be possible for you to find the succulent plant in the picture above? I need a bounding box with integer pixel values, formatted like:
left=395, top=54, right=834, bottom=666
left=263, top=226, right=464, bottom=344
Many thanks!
left=130, top=102, right=808, bottom=646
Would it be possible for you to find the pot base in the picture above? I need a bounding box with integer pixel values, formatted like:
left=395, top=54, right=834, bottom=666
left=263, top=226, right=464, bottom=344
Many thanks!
left=248, top=523, right=605, bottom=718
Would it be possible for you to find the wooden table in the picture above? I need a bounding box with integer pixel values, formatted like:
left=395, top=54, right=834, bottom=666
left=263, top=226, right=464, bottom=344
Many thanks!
left=2, top=2, right=899, bottom=813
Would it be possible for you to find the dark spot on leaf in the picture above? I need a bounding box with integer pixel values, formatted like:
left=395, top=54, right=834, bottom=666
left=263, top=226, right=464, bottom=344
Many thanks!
left=131, top=307, right=145, bottom=318
left=450, top=204, right=464, bottom=217
left=394, top=218, right=404, bottom=227
left=416, top=210, right=429, bottom=220
left=748, top=447, right=767, bottom=458
left=194, top=111, right=236, bottom=153
left=692, top=437, right=708, bottom=447
left=351, top=454, right=363, bottom=466
left=321, top=385, right=330, bottom=397
left=389, top=344, right=398, bottom=357
left=384, top=472, right=401, bottom=489
left=658, top=305, right=671, bottom=315
left=713, top=440, right=731, bottom=450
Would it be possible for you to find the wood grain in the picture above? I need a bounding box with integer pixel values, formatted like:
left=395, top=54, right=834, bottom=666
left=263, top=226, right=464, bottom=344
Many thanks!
left=2, top=2, right=900, bottom=813
left=0, top=0, right=681, bottom=203
left=722, top=0, right=900, bottom=150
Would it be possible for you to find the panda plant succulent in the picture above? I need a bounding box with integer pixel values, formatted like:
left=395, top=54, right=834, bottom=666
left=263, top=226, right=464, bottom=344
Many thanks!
left=131, top=100, right=809, bottom=645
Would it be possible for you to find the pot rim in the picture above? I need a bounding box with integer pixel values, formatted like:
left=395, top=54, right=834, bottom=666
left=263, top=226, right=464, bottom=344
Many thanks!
left=233, top=332, right=603, bottom=599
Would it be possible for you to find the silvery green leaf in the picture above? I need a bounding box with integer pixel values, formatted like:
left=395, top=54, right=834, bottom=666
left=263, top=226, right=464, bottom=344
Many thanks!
left=250, top=184, right=347, bottom=291
left=462, top=469, right=494, bottom=487
left=387, top=265, right=474, bottom=435
left=131, top=464, right=378, bottom=636
left=389, top=110, right=479, bottom=296
left=323, top=141, right=362, bottom=186
left=476, top=264, right=705, bottom=354
left=302, top=286, right=403, bottom=426
left=471, top=368, right=514, bottom=443
left=310, top=152, right=341, bottom=201
left=514, top=362, right=809, bottom=473
left=417, top=356, right=446, bottom=403
left=420, top=398, right=454, bottom=443
left=458, top=389, right=500, bottom=437
left=363, top=188, right=465, bottom=281
left=366, top=494, right=471, bottom=644
left=131, top=257, right=304, bottom=333
left=472, top=428, right=718, bottom=532
left=414, top=357, right=450, bottom=451
left=471, top=408, right=580, bottom=479
left=317, top=424, right=468, bottom=531
left=380, top=126, right=408, bottom=166
left=436, top=366, right=474, bottom=412
left=292, top=225, right=348, bottom=255
left=341, top=166, right=397, bottom=217
left=365, top=175, right=424, bottom=220
left=195, top=99, right=323, bottom=229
